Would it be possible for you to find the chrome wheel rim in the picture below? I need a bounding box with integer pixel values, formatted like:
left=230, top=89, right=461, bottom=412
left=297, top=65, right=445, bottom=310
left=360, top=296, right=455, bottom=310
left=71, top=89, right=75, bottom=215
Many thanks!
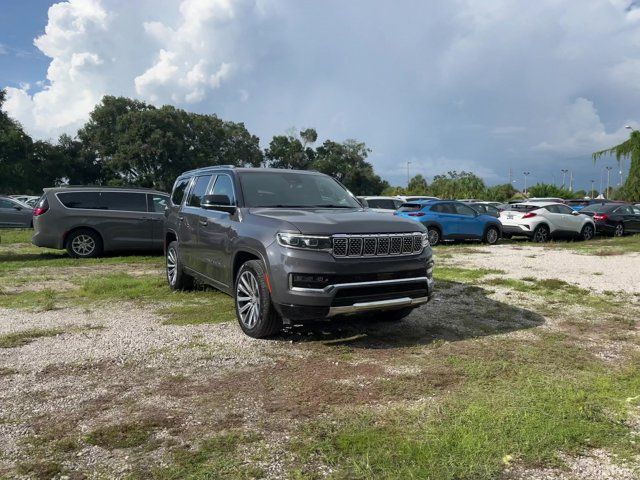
left=487, top=228, right=498, bottom=244
left=71, top=234, right=95, bottom=256
left=237, top=271, right=261, bottom=329
left=427, top=229, right=439, bottom=245
left=615, top=224, right=624, bottom=237
left=535, top=228, right=548, bottom=242
left=583, top=226, right=593, bottom=240
left=166, top=247, right=177, bottom=286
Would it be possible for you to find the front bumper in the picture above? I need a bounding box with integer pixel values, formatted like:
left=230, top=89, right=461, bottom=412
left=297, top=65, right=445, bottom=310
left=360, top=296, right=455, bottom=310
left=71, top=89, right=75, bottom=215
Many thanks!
left=266, top=242, right=434, bottom=320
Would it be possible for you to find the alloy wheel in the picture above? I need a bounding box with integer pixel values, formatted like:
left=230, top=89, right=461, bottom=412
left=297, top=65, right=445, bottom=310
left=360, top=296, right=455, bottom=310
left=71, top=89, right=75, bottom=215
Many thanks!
left=71, top=234, right=95, bottom=256
left=166, top=247, right=178, bottom=286
left=534, top=227, right=549, bottom=242
left=486, top=228, right=498, bottom=244
left=615, top=224, right=624, bottom=237
left=427, top=228, right=440, bottom=246
left=582, top=225, right=594, bottom=240
left=236, top=271, right=261, bottom=329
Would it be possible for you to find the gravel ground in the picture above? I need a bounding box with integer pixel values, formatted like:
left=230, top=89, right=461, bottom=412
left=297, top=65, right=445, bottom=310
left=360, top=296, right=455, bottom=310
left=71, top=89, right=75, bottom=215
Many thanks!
left=441, top=244, right=640, bottom=293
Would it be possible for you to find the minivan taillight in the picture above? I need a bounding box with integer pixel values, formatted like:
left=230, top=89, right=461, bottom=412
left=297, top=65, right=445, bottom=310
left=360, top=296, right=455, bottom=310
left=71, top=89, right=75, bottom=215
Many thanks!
left=522, top=212, right=537, bottom=219
left=33, top=198, right=49, bottom=216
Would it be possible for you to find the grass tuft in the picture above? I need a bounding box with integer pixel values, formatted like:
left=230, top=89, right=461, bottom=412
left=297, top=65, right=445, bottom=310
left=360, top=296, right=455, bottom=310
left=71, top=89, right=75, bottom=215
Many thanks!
left=0, top=328, right=64, bottom=348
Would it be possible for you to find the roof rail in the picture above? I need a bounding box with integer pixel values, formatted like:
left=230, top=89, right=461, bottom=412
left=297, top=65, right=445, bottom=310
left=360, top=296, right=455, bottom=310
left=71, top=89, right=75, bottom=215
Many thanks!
left=181, top=165, right=237, bottom=175
left=55, top=185, right=161, bottom=191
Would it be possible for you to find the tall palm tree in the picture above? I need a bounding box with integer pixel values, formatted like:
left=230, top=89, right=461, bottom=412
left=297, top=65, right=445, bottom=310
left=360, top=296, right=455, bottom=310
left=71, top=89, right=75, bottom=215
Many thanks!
left=592, top=130, right=640, bottom=202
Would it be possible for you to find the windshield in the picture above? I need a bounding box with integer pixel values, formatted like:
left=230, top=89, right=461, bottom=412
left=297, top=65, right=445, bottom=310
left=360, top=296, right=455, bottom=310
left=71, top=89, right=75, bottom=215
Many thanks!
left=239, top=171, right=361, bottom=208
left=580, top=203, right=618, bottom=213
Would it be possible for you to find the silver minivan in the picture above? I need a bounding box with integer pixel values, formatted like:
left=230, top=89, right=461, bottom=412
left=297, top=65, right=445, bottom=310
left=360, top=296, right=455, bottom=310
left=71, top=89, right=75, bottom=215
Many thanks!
left=32, top=187, right=169, bottom=257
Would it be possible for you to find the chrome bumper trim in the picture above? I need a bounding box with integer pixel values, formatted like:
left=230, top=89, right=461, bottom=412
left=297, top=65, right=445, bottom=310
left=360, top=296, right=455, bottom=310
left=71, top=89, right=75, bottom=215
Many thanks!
left=327, top=295, right=430, bottom=317
left=290, top=276, right=430, bottom=293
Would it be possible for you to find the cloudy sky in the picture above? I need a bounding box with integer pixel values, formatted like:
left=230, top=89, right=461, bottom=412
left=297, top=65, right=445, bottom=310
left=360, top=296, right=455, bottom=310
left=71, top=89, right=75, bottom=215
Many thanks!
left=1, top=0, right=639, bottom=191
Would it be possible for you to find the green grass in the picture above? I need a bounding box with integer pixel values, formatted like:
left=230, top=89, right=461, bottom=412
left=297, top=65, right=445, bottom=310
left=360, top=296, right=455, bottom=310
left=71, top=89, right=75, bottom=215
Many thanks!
left=0, top=228, right=33, bottom=245
left=160, top=300, right=235, bottom=325
left=0, top=328, right=64, bottom=348
left=85, top=422, right=155, bottom=449
left=293, top=349, right=640, bottom=480
left=535, top=234, right=640, bottom=255
left=434, top=266, right=504, bottom=283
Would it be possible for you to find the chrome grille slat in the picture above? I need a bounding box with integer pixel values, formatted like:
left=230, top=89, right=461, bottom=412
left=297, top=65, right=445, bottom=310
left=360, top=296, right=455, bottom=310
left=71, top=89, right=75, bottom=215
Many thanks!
left=331, top=233, right=423, bottom=258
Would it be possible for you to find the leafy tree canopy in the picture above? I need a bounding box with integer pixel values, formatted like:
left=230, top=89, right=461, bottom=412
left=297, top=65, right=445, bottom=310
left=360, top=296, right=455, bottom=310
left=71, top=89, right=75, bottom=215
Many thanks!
left=593, top=130, right=640, bottom=202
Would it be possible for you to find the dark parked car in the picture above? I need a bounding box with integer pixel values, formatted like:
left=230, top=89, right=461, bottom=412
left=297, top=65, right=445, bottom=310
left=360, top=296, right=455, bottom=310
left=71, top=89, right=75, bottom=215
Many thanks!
left=580, top=202, right=640, bottom=236
left=566, top=198, right=612, bottom=212
left=464, top=202, right=501, bottom=218
left=164, top=167, right=434, bottom=338
left=0, top=196, right=33, bottom=227
left=32, top=187, right=169, bottom=257
left=394, top=200, right=502, bottom=246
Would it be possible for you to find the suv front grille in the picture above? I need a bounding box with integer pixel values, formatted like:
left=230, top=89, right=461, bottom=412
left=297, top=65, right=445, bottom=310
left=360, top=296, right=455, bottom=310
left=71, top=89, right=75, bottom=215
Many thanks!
left=332, top=233, right=423, bottom=258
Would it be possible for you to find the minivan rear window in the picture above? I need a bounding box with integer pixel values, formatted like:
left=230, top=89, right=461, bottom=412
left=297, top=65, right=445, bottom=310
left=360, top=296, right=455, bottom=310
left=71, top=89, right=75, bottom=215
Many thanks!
left=58, top=192, right=101, bottom=209
left=100, top=192, right=147, bottom=212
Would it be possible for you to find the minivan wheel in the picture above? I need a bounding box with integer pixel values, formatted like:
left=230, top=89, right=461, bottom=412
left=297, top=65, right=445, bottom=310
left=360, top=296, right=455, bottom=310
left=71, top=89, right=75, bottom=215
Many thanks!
left=483, top=226, right=500, bottom=245
left=166, top=241, right=194, bottom=290
left=235, top=260, right=282, bottom=338
left=580, top=224, right=595, bottom=241
left=427, top=227, right=441, bottom=246
left=532, top=225, right=550, bottom=243
left=66, top=229, right=103, bottom=258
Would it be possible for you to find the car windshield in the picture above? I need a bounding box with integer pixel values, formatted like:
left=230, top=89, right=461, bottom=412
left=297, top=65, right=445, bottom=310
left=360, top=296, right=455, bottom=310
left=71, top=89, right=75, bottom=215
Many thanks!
left=239, top=171, right=361, bottom=208
left=580, top=203, right=619, bottom=213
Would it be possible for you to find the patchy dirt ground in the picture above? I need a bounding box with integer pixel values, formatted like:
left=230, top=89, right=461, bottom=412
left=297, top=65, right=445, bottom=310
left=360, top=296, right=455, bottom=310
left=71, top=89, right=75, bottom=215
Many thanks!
left=0, top=240, right=639, bottom=479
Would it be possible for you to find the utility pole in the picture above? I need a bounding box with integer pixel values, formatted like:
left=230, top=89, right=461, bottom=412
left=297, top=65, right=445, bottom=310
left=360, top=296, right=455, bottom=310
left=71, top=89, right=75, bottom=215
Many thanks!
left=508, top=167, right=513, bottom=186
left=599, top=169, right=604, bottom=196
left=406, top=161, right=411, bottom=187
left=606, top=166, right=612, bottom=199
left=590, top=180, right=595, bottom=199
left=569, top=170, right=573, bottom=192
left=523, top=171, right=530, bottom=195
left=561, top=169, right=568, bottom=189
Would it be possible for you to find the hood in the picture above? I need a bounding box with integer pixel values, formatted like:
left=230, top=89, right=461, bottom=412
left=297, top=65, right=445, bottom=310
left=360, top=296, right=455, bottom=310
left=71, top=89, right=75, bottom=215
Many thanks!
left=249, top=207, right=425, bottom=235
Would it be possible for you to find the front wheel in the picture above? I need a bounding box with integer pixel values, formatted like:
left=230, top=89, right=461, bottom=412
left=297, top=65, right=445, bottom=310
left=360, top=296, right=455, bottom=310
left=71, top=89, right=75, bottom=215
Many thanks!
left=427, top=227, right=441, bottom=246
left=580, top=223, right=595, bottom=241
left=235, top=260, right=282, bottom=338
left=483, top=226, right=500, bottom=245
left=532, top=225, right=550, bottom=243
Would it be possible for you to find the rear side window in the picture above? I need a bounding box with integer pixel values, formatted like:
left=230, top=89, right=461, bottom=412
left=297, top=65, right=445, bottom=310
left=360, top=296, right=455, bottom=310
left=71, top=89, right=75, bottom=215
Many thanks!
left=210, top=175, right=235, bottom=204
left=171, top=178, right=190, bottom=206
left=367, top=199, right=397, bottom=210
left=509, top=204, right=538, bottom=212
left=100, top=192, right=147, bottom=212
left=188, top=175, right=213, bottom=207
left=58, top=192, right=101, bottom=209
left=148, top=194, right=169, bottom=213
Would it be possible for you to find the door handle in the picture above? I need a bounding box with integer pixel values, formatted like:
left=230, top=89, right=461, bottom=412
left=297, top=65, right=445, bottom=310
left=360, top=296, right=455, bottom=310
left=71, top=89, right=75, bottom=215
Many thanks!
left=199, top=219, right=208, bottom=226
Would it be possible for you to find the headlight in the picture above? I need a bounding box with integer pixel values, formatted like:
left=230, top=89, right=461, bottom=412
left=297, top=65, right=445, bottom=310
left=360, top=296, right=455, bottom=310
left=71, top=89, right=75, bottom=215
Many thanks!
left=277, top=233, right=332, bottom=250
left=422, top=232, right=430, bottom=247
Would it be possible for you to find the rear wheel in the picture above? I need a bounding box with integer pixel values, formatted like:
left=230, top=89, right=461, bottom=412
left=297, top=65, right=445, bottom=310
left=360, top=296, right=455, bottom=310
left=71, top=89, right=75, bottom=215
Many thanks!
left=427, top=227, right=441, bottom=246
left=483, top=226, right=500, bottom=245
left=235, top=260, right=282, bottom=338
left=614, top=223, right=624, bottom=237
left=66, top=229, right=103, bottom=258
left=532, top=225, right=550, bottom=243
left=166, top=241, right=194, bottom=290
left=580, top=223, right=595, bottom=241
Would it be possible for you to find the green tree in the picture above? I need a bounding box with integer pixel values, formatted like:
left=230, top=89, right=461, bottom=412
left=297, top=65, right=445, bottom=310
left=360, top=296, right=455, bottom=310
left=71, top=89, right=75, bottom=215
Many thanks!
left=526, top=183, right=573, bottom=199
left=265, top=128, right=317, bottom=170
left=593, top=130, right=640, bottom=202
left=381, top=185, right=406, bottom=196
left=0, top=89, right=33, bottom=193
left=407, top=174, right=428, bottom=194
left=484, top=183, right=517, bottom=202
left=428, top=171, right=486, bottom=199
left=312, top=139, right=388, bottom=195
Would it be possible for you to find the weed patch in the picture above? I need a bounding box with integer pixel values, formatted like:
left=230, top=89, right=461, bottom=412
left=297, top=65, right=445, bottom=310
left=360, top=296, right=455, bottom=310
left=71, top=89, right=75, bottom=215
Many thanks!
left=0, top=328, right=64, bottom=348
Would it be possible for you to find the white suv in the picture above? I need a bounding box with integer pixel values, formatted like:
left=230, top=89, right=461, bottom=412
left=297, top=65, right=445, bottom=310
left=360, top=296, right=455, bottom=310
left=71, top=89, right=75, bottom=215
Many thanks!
left=500, top=202, right=595, bottom=242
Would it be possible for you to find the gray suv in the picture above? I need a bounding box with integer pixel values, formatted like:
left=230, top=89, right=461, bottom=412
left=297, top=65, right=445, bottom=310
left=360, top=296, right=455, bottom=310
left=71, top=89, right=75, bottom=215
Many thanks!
left=165, top=166, right=435, bottom=338
left=32, top=187, right=169, bottom=257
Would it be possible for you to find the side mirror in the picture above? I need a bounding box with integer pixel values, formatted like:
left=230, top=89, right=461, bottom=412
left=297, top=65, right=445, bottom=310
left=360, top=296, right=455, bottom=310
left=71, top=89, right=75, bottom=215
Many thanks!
left=201, top=194, right=236, bottom=214
left=571, top=211, right=579, bottom=216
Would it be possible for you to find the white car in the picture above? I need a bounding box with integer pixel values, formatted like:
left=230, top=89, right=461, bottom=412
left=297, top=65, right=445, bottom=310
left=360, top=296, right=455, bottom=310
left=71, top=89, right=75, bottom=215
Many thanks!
left=499, top=202, right=595, bottom=242
left=396, top=195, right=440, bottom=203
left=358, top=196, right=404, bottom=213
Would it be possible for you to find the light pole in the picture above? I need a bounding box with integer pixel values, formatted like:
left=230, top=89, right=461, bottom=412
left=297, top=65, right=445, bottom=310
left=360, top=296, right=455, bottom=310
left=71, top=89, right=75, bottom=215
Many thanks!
left=569, top=170, right=573, bottom=192
left=590, top=180, right=595, bottom=199
left=406, top=161, right=411, bottom=187
left=561, top=169, right=568, bottom=189
left=523, top=171, right=530, bottom=195
left=606, top=166, right=612, bottom=199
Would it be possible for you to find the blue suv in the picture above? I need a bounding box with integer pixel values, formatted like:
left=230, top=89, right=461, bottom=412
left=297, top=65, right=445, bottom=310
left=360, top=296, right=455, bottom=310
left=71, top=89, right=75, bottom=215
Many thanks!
left=395, top=200, right=502, bottom=246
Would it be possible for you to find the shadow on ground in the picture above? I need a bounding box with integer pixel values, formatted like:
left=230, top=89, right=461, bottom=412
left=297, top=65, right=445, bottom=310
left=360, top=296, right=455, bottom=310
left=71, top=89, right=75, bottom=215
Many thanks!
left=279, top=280, right=545, bottom=349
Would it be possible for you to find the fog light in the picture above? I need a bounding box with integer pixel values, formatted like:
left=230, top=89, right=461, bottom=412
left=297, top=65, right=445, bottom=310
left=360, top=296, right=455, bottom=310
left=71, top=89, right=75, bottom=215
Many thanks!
left=426, top=259, right=435, bottom=278
left=291, top=274, right=331, bottom=289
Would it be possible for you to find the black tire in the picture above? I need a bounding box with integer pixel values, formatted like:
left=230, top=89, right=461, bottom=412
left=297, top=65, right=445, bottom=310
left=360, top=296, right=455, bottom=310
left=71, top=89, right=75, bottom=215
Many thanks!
left=614, top=223, right=624, bottom=237
left=166, top=241, right=194, bottom=291
left=235, top=260, right=283, bottom=338
left=427, top=227, right=441, bottom=246
left=532, top=224, right=550, bottom=243
left=580, top=223, right=595, bottom=241
left=370, top=306, right=414, bottom=322
left=66, top=229, right=103, bottom=258
left=483, top=226, right=500, bottom=245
